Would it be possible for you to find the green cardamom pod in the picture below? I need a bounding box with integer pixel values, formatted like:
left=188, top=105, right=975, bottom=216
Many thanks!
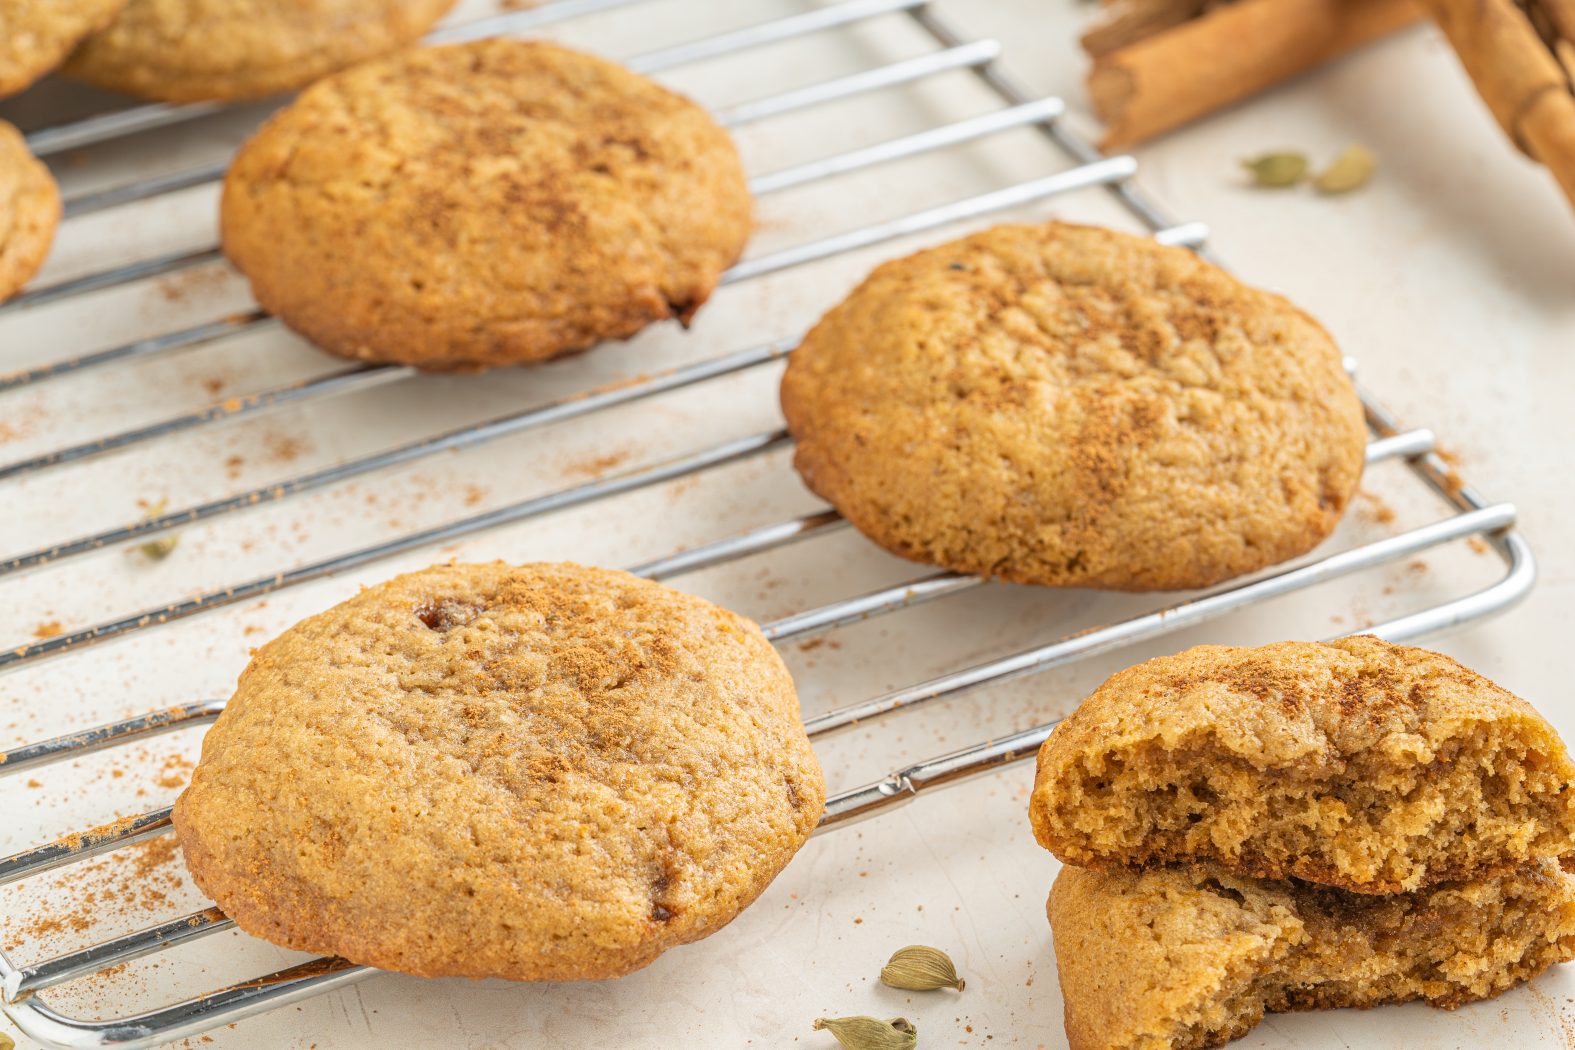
left=133, top=498, right=180, bottom=561
left=1314, top=144, right=1377, bottom=194
left=813, top=1015, right=918, bottom=1050
left=880, top=944, right=965, bottom=991
left=1240, top=151, right=1308, bottom=188
left=137, top=534, right=181, bottom=561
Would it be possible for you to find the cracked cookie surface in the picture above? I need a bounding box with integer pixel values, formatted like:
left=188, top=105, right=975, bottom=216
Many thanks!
left=779, top=221, right=1367, bottom=590
left=63, top=0, right=455, bottom=102
left=174, top=561, right=824, bottom=981
left=0, top=0, right=127, bottom=97
left=220, top=39, right=753, bottom=370
left=0, top=119, right=58, bottom=302
left=1049, top=861, right=1575, bottom=1050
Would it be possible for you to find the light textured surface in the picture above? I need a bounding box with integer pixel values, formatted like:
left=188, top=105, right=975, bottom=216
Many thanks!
left=780, top=221, right=1367, bottom=591
left=174, top=561, right=825, bottom=981
left=1031, top=637, right=1575, bottom=892
left=1049, top=861, right=1575, bottom=1050
left=0, top=0, right=128, bottom=98
left=3, top=2, right=1575, bottom=1048
left=0, top=118, right=56, bottom=301
left=63, top=0, right=456, bottom=102
left=221, top=39, right=753, bottom=370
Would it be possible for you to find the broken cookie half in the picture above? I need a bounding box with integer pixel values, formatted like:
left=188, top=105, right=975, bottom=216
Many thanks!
left=1048, top=861, right=1575, bottom=1050
left=1031, top=636, right=1575, bottom=893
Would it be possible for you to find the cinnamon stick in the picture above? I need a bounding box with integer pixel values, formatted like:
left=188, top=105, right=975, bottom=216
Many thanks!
left=1087, top=0, right=1424, bottom=150
left=1417, top=0, right=1575, bottom=215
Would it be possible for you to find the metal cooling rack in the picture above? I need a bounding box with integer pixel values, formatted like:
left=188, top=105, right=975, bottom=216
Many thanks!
left=0, top=1, right=1535, bottom=1047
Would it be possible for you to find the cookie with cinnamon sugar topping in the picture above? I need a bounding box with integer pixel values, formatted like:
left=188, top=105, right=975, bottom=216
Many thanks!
left=779, top=221, right=1366, bottom=590
left=1031, top=637, right=1575, bottom=894
left=174, top=561, right=823, bottom=981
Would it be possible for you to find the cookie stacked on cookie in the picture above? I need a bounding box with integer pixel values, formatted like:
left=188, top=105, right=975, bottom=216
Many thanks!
left=1029, top=637, right=1575, bottom=1050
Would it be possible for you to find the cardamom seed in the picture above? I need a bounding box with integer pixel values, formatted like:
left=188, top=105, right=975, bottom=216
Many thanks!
left=137, top=534, right=181, bottom=560
left=1313, top=144, right=1376, bottom=194
left=133, top=498, right=180, bottom=561
left=813, top=1015, right=918, bottom=1050
left=880, top=944, right=965, bottom=991
left=1240, top=151, right=1308, bottom=188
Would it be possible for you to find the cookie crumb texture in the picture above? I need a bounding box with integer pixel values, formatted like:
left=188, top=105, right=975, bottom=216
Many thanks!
left=63, top=0, right=456, bottom=102
left=220, top=39, right=753, bottom=370
left=779, top=221, right=1367, bottom=591
left=173, top=562, right=825, bottom=981
left=0, top=119, right=60, bottom=302
left=0, top=0, right=128, bottom=97
left=1049, top=861, right=1575, bottom=1050
left=1032, top=637, right=1575, bottom=894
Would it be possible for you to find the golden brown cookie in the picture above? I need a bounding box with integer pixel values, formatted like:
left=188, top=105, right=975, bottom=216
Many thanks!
left=779, top=221, right=1367, bottom=591
left=62, top=0, right=456, bottom=103
left=1049, top=861, right=1575, bottom=1050
left=0, top=119, right=59, bottom=302
left=174, top=562, right=824, bottom=981
left=219, top=39, right=752, bottom=371
left=0, top=0, right=128, bottom=97
left=1031, top=637, right=1575, bottom=894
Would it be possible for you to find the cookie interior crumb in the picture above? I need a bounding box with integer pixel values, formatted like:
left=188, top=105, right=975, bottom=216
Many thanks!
left=1050, top=862, right=1575, bottom=1050
left=1032, top=638, right=1575, bottom=893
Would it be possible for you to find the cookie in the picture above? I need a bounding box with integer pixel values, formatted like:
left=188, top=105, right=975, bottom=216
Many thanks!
left=62, top=0, right=456, bottom=103
left=0, top=120, right=59, bottom=303
left=1049, top=861, right=1575, bottom=1050
left=174, top=562, right=824, bottom=981
left=1031, top=637, right=1575, bottom=894
left=779, top=221, right=1367, bottom=591
left=0, top=0, right=128, bottom=97
left=219, top=39, right=753, bottom=371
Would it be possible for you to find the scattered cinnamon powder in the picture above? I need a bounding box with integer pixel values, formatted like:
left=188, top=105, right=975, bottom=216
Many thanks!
left=32, top=620, right=63, bottom=639
left=154, top=265, right=232, bottom=304
left=263, top=432, right=310, bottom=463
left=464, top=484, right=487, bottom=507
left=1354, top=489, right=1396, bottom=525
left=155, top=753, right=195, bottom=790
left=224, top=454, right=245, bottom=479
left=15, top=836, right=189, bottom=944
left=562, top=448, right=633, bottom=479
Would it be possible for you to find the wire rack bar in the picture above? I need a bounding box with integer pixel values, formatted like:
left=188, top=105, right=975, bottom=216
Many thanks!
left=804, top=501, right=1517, bottom=737
left=0, top=312, right=272, bottom=393
left=10, top=908, right=233, bottom=998
left=0, top=701, right=223, bottom=776
left=0, top=365, right=409, bottom=481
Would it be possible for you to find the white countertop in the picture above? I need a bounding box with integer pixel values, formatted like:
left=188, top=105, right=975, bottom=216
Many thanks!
left=2, top=2, right=1573, bottom=1048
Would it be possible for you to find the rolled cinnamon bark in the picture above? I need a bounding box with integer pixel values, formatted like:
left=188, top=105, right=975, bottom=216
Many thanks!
left=1418, top=0, right=1575, bottom=214
left=1087, top=0, right=1424, bottom=149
